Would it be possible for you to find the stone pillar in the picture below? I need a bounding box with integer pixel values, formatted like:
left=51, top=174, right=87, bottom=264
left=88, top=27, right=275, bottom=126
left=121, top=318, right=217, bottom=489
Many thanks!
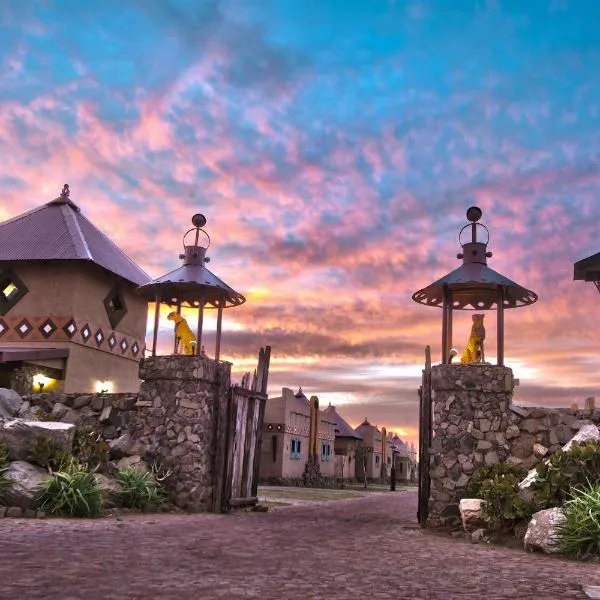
left=428, top=364, right=516, bottom=527
left=135, top=355, right=231, bottom=512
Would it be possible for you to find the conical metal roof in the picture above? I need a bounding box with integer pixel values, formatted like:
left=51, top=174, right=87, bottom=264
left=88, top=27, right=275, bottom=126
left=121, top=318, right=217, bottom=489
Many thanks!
left=412, top=207, right=537, bottom=310
left=137, top=214, right=245, bottom=309
left=0, top=184, right=151, bottom=286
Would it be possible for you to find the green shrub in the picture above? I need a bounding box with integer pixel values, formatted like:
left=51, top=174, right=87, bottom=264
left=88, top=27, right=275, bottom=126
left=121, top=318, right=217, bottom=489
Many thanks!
left=467, top=461, right=535, bottom=532
left=72, top=427, right=110, bottom=472
left=556, top=482, right=600, bottom=558
left=115, top=467, right=162, bottom=510
left=533, top=440, right=600, bottom=509
left=28, top=437, right=74, bottom=472
left=37, top=464, right=102, bottom=517
left=34, top=408, right=53, bottom=422
left=0, top=443, right=11, bottom=490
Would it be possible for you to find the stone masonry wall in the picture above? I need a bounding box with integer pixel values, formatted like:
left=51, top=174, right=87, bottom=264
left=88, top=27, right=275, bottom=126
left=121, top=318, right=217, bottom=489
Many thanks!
left=132, top=355, right=231, bottom=512
left=428, top=364, right=600, bottom=528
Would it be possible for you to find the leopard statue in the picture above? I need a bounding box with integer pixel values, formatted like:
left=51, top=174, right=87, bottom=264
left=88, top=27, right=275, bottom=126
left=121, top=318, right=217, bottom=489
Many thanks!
left=460, top=313, right=485, bottom=364
left=167, top=311, right=197, bottom=355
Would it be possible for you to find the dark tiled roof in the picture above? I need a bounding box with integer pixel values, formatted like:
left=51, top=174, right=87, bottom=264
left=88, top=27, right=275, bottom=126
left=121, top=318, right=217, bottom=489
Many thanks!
left=323, top=405, right=363, bottom=439
left=0, top=194, right=150, bottom=286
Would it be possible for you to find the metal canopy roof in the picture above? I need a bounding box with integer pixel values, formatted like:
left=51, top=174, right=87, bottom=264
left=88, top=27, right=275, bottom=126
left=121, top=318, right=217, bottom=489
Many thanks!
left=412, top=208, right=538, bottom=311
left=413, top=263, right=538, bottom=310
left=574, top=252, right=600, bottom=282
left=0, top=185, right=151, bottom=287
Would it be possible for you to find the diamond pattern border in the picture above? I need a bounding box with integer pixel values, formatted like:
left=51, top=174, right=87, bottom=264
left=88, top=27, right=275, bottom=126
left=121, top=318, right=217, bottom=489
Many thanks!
left=108, top=333, right=117, bottom=350
left=120, top=338, right=129, bottom=353
left=15, top=318, right=33, bottom=338
left=39, top=318, right=58, bottom=339
left=131, top=341, right=139, bottom=357
left=63, top=318, right=78, bottom=339
left=0, top=318, right=8, bottom=338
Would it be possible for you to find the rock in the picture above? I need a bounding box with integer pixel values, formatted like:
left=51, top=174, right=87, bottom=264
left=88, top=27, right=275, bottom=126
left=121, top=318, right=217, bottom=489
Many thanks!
left=0, top=505, right=5, bottom=517
left=108, top=433, right=134, bottom=459
left=96, top=473, right=121, bottom=507
left=0, top=419, right=75, bottom=461
left=50, top=402, right=70, bottom=421
left=459, top=498, right=486, bottom=532
left=532, top=443, right=548, bottom=457
left=116, top=455, right=145, bottom=471
left=470, top=528, right=488, bottom=543
left=91, top=396, right=105, bottom=411
left=72, top=395, right=92, bottom=409
left=6, top=506, right=23, bottom=517
left=0, top=461, right=49, bottom=510
left=521, top=419, right=542, bottom=434
left=510, top=434, right=535, bottom=459
left=509, top=405, right=530, bottom=418
left=114, top=396, right=137, bottom=410
left=100, top=406, right=113, bottom=424
left=23, top=508, right=36, bottom=518
left=0, top=389, right=23, bottom=419
left=563, top=423, right=600, bottom=452
left=60, top=409, right=82, bottom=425
left=524, top=507, right=565, bottom=554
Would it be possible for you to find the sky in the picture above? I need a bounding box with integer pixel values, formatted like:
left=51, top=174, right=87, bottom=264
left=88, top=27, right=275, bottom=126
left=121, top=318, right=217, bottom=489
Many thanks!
left=1, top=0, right=600, bottom=447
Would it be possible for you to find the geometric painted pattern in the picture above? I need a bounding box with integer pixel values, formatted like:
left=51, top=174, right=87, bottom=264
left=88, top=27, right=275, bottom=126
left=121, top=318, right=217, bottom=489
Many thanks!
left=108, top=333, right=117, bottom=350
left=16, top=318, right=33, bottom=338
left=39, top=318, right=58, bottom=339
left=120, top=337, right=128, bottom=353
left=63, top=318, right=78, bottom=338
left=94, top=328, right=105, bottom=347
left=0, top=318, right=8, bottom=338
left=131, top=341, right=139, bottom=357
left=81, top=324, right=91, bottom=343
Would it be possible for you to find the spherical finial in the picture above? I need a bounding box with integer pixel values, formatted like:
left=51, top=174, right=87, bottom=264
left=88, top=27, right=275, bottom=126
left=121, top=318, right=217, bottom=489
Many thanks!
left=466, top=206, right=482, bottom=222
left=192, top=214, right=207, bottom=228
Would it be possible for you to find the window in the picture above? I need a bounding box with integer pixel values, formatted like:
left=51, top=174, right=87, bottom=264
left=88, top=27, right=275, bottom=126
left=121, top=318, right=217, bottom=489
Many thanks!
left=321, top=442, right=331, bottom=462
left=387, top=456, right=391, bottom=465
left=103, top=285, right=128, bottom=329
left=375, top=455, right=380, bottom=465
left=0, top=269, right=28, bottom=316
left=290, top=437, right=302, bottom=460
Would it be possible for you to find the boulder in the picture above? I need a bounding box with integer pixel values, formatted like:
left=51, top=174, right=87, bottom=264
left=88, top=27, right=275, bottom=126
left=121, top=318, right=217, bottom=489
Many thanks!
left=108, top=433, right=134, bottom=459
left=510, top=433, right=535, bottom=459
left=115, top=455, right=145, bottom=471
left=524, top=507, right=565, bottom=554
left=459, top=498, right=486, bottom=532
left=0, top=461, right=49, bottom=509
left=72, top=395, right=92, bottom=409
left=50, top=403, right=70, bottom=421
left=96, top=473, right=121, bottom=508
left=0, top=389, right=23, bottom=419
left=0, top=419, right=75, bottom=461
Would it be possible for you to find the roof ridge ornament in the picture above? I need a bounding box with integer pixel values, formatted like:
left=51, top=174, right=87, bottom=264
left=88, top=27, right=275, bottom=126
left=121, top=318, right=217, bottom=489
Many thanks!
left=61, top=184, right=70, bottom=198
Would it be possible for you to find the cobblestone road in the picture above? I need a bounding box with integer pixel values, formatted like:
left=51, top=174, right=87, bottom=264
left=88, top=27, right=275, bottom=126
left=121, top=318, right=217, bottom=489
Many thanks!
left=0, top=489, right=598, bottom=600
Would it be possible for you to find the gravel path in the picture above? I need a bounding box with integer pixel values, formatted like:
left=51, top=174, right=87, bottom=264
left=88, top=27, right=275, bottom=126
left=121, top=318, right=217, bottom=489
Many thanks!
left=0, top=489, right=598, bottom=599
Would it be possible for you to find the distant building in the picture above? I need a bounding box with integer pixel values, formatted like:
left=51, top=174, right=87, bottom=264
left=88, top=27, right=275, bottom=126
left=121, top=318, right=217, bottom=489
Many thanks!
left=354, top=418, right=385, bottom=481
left=259, top=387, right=336, bottom=480
left=322, top=404, right=362, bottom=480
left=0, top=185, right=150, bottom=394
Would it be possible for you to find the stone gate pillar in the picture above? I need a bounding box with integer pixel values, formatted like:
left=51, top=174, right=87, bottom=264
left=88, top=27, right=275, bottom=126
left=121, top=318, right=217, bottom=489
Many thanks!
left=428, top=364, right=516, bottom=527
left=134, top=355, right=231, bottom=511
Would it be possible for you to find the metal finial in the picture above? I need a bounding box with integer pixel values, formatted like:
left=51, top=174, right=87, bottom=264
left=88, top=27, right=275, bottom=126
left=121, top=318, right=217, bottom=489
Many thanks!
left=61, top=184, right=70, bottom=198
left=466, top=206, right=482, bottom=222
left=192, top=214, right=207, bottom=228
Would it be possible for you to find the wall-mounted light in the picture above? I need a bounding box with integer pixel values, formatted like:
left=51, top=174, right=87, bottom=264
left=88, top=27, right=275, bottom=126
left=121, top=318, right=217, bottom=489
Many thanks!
left=95, top=380, right=113, bottom=394
left=32, top=373, right=51, bottom=392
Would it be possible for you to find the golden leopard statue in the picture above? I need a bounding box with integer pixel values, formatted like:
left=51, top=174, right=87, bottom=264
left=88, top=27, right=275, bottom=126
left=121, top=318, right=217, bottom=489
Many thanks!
left=167, top=312, right=197, bottom=355
left=461, top=313, right=485, bottom=364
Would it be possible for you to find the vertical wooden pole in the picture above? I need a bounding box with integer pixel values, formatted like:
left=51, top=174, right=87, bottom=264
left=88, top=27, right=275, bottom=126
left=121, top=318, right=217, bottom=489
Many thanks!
left=151, top=292, right=161, bottom=357
left=441, top=287, right=448, bottom=364
left=174, top=302, right=181, bottom=353
left=215, top=302, right=223, bottom=361
left=497, top=286, right=505, bottom=366
left=447, top=291, right=453, bottom=361
left=196, top=296, right=205, bottom=354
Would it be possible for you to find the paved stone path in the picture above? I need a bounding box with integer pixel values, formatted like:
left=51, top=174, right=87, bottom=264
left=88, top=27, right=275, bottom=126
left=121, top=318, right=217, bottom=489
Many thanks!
left=0, top=489, right=598, bottom=599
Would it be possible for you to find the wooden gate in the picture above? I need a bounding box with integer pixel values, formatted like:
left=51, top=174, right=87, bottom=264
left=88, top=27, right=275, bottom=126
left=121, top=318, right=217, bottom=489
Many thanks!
left=212, top=346, right=271, bottom=512
left=417, top=345, right=432, bottom=526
